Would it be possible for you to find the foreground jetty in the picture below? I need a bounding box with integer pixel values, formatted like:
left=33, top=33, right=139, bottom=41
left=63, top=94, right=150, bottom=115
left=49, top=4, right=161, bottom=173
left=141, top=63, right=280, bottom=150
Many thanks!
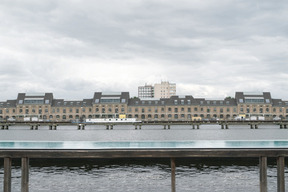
left=1, top=144, right=287, bottom=192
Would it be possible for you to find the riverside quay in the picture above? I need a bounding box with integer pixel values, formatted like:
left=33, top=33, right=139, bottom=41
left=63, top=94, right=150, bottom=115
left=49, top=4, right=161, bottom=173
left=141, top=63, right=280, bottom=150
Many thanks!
left=0, top=92, right=288, bottom=122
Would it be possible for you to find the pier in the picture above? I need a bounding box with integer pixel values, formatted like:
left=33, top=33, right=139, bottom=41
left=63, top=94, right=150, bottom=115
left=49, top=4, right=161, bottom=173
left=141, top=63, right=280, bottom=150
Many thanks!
left=0, top=120, right=287, bottom=130
left=0, top=141, right=287, bottom=192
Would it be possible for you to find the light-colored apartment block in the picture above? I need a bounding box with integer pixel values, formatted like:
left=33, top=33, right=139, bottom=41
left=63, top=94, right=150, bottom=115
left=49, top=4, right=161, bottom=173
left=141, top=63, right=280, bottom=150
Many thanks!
left=154, top=81, right=176, bottom=99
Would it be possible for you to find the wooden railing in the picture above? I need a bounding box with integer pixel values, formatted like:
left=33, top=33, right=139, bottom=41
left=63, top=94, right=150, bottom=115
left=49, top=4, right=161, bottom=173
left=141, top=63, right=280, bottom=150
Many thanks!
left=1, top=148, right=287, bottom=192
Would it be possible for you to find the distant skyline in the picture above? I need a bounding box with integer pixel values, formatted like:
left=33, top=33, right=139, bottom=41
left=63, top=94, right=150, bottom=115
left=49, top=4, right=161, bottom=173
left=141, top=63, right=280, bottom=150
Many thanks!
left=1, top=1, right=288, bottom=100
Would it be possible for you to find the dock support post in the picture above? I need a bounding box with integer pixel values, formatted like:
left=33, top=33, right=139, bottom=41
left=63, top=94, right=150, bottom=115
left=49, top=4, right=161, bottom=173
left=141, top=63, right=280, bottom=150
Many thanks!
left=250, top=124, right=254, bottom=129
left=168, top=124, right=171, bottom=129
left=110, top=124, right=113, bottom=130
left=135, top=125, right=138, bottom=130
left=225, top=124, right=229, bottom=129
left=197, top=124, right=200, bottom=129
left=192, top=124, right=195, bottom=129
left=277, top=157, right=285, bottom=192
left=280, top=124, right=283, bottom=129
left=260, top=156, right=267, bottom=192
left=139, top=124, right=142, bottom=130
left=82, top=124, right=85, bottom=130
left=21, top=157, right=29, bottom=192
left=284, top=124, right=287, bottom=129
left=4, top=157, right=12, bottom=192
left=164, top=125, right=166, bottom=130
left=255, top=124, right=258, bottom=129
left=171, top=158, right=176, bottom=192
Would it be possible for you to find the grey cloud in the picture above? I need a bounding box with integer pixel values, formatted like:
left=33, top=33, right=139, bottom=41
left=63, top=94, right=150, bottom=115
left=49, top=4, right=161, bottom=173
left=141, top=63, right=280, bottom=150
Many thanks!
left=0, top=0, right=288, bottom=100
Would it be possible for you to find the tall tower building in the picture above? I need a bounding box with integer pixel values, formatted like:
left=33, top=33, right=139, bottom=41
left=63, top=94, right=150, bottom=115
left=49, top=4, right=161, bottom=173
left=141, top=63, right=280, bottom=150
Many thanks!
left=154, top=81, right=176, bottom=99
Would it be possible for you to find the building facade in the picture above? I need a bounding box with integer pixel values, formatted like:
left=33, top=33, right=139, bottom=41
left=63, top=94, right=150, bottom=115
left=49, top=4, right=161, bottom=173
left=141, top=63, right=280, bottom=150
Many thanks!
left=154, top=81, right=176, bottom=99
left=0, top=92, right=287, bottom=122
left=138, top=84, right=154, bottom=98
left=138, top=81, right=176, bottom=99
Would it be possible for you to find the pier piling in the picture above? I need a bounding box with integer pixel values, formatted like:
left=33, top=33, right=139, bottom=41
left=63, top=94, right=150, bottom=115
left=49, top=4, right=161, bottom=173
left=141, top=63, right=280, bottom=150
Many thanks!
left=171, top=158, right=176, bottom=192
left=225, top=124, right=229, bottom=129
left=260, top=157, right=267, bottom=192
left=4, top=158, right=11, bottom=192
left=277, top=157, right=285, bottom=192
left=21, top=157, right=29, bottom=192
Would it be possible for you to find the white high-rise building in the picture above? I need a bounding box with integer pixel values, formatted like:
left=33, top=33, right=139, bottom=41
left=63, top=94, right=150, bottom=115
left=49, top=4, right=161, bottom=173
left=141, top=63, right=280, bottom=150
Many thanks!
left=154, top=81, right=176, bottom=99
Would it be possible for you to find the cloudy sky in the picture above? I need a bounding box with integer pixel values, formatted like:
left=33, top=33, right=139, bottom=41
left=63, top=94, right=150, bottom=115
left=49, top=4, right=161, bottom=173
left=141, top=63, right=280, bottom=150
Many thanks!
left=0, top=0, right=288, bottom=100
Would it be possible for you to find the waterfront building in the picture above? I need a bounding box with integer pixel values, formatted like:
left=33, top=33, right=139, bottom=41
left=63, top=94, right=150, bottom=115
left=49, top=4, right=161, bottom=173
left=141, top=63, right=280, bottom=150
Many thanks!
left=0, top=91, right=287, bottom=121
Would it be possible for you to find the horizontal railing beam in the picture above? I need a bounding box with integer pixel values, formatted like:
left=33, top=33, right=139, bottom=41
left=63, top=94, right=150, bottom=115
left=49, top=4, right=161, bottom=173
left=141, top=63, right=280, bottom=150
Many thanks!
left=0, top=149, right=288, bottom=158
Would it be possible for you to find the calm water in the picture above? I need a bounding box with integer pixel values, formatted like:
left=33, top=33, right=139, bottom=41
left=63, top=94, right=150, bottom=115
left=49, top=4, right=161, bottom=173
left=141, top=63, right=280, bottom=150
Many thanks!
left=0, top=124, right=287, bottom=191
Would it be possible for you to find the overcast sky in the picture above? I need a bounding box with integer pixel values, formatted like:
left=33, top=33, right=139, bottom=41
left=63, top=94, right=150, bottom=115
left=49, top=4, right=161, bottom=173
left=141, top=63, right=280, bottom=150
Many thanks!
left=0, top=0, right=288, bottom=101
